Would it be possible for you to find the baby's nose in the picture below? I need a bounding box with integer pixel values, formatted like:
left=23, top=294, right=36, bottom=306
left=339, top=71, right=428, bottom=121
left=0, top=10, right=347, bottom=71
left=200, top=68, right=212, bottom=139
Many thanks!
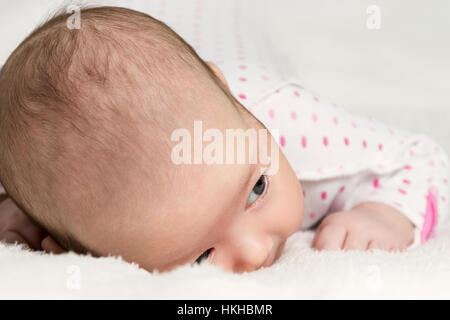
left=231, top=241, right=271, bottom=273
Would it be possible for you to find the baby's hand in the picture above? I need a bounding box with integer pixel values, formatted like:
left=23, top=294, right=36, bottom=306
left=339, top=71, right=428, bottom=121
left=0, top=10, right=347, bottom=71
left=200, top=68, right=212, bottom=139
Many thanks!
left=312, top=202, right=415, bottom=252
left=0, top=195, right=46, bottom=250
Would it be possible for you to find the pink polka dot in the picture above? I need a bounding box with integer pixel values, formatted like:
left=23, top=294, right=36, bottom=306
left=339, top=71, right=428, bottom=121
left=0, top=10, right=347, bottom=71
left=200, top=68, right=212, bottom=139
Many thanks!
left=291, top=112, right=297, bottom=120
left=321, top=191, right=327, bottom=200
left=442, top=196, right=447, bottom=202
left=317, top=168, right=323, bottom=174
left=373, top=178, right=380, bottom=188
left=313, top=97, right=319, bottom=102
left=275, top=89, right=280, bottom=94
left=339, top=164, right=345, bottom=170
left=398, top=188, right=407, bottom=195
left=301, top=136, right=307, bottom=148
left=280, top=136, right=286, bottom=147
left=332, top=103, right=337, bottom=108
left=261, top=75, right=269, bottom=80
left=362, top=140, right=367, bottom=148
left=344, top=137, right=349, bottom=146
left=378, top=143, right=383, bottom=151
left=428, top=160, right=435, bottom=167
left=238, top=94, right=246, bottom=100
left=351, top=122, right=357, bottom=128
left=323, top=136, right=329, bottom=147
left=333, top=117, right=338, bottom=125
left=312, top=113, right=318, bottom=122
left=309, top=212, right=316, bottom=219
left=410, top=150, right=415, bottom=156
left=239, top=65, right=247, bottom=70
left=404, top=165, right=412, bottom=170
left=403, top=179, right=411, bottom=185
left=444, top=178, right=448, bottom=184
left=339, top=186, right=346, bottom=192
left=294, top=91, right=300, bottom=97
left=239, top=77, right=247, bottom=82
left=369, top=191, right=377, bottom=196
left=388, top=129, right=394, bottom=135
left=268, top=109, right=275, bottom=119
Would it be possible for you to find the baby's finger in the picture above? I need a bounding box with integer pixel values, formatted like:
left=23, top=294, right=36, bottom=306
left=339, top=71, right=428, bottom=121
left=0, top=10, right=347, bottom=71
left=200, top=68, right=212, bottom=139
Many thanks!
left=312, top=224, right=347, bottom=251
left=41, top=236, right=67, bottom=254
left=342, top=231, right=368, bottom=251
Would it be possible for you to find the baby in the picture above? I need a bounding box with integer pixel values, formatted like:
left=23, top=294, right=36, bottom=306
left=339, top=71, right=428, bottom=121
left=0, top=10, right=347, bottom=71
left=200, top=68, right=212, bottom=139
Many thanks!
left=0, top=4, right=448, bottom=274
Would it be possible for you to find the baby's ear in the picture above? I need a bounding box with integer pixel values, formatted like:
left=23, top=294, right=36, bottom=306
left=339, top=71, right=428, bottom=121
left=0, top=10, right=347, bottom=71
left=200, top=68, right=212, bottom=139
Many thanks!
left=41, top=235, right=67, bottom=254
left=205, top=61, right=229, bottom=89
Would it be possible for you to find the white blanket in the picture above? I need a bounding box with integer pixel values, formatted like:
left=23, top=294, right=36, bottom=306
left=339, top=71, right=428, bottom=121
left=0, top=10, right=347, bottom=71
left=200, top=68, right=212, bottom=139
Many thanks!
left=1, top=221, right=450, bottom=299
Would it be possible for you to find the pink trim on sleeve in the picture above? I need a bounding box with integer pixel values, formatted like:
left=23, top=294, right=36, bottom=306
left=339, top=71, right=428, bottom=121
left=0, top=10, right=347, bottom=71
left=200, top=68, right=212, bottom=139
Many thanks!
left=420, top=186, right=439, bottom=244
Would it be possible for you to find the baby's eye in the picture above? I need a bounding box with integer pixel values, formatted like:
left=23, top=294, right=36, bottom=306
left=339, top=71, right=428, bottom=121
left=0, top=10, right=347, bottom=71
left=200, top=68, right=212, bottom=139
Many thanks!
left=195, top=248, right=212, bottom=264
left=247, top=175, right=267, bottom=206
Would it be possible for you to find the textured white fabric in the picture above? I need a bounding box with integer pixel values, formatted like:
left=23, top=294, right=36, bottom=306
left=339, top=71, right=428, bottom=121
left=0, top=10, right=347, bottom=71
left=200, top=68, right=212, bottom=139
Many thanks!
left=2, top=225, right=450, bottom=299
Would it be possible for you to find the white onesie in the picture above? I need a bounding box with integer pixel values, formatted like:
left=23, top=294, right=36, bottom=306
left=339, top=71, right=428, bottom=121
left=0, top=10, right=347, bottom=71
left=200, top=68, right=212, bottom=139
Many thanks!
left=2, top=0, right=449, bottom=249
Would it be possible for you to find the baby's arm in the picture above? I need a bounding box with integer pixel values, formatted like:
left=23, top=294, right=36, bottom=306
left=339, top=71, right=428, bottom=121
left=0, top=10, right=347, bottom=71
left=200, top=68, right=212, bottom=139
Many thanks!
left=323, top=133, right=448, bottom=251
left=250, top=83, right=448, bottom=252
left=305, top=101, right=449, bottom=252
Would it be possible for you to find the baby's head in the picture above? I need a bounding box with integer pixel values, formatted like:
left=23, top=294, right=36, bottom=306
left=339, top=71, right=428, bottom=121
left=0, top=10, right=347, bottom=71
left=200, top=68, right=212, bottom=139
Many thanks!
left=0, top=6, right=304, bottom=273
